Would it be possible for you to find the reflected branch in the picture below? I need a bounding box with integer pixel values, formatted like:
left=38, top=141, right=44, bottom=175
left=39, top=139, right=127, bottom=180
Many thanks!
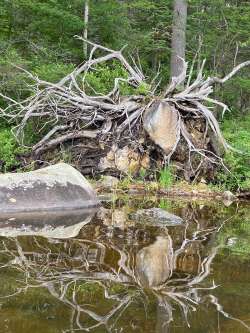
left=0, top=208, right=248, bottom=332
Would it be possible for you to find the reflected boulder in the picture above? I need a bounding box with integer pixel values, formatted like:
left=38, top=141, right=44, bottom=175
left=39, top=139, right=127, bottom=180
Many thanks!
left=131, top=208, right=183, bottom=226
left=0, top=208, right=97, bottom=238
left=136, top=235, right=174, bottom=287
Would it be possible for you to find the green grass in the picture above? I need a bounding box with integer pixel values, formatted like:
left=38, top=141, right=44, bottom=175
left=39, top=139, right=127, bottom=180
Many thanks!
left=159, top=166, right=174, bottom=188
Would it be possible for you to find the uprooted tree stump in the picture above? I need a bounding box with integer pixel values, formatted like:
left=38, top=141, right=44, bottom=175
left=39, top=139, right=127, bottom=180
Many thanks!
left=0, top=37, right=249, bottom=180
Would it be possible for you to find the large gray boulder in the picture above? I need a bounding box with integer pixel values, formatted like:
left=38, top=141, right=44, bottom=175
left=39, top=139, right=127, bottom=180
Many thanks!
left=0, top=163, right=99, bottom=214
left=143, top=101, right=179, bottom=155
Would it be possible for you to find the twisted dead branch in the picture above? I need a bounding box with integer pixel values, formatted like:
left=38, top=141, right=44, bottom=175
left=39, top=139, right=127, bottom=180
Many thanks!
left=0, top=37, right=249, bottom=173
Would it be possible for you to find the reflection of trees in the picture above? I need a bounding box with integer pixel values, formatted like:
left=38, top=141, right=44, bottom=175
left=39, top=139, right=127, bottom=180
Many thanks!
left=0, top=212, right=249, bottom=332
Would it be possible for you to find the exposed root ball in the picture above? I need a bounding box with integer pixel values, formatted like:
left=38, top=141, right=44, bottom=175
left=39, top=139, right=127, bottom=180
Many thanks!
left=0, top=37, right=249, bottom=177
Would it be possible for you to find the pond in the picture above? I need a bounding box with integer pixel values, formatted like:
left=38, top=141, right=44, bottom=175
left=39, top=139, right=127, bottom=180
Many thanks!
left=0, top=196, right=249, bottom=333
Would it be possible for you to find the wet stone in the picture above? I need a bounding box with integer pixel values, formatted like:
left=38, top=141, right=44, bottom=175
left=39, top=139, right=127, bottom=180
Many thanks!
left=223, top=190, right=236, bottom=201
left=100, top=175, right=119, bottom=188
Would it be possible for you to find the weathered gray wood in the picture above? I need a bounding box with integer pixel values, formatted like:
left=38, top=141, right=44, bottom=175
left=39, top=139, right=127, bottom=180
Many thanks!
left=83, top=0, right=89, bottom=58
left=0, top=38, right=248, bottom=176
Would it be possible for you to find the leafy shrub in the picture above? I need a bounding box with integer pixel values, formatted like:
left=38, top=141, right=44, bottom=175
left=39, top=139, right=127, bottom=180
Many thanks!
left=221, top=77, right=250, bottom=115
left=33, top=63, right=75, bottom=83
left=84, top=62, right=150, bottom=96
left=0, top=128, right=26, bottom=171
left=0, top=48, right=29, bottom=101
left=216, top=115, right=250, bottom=190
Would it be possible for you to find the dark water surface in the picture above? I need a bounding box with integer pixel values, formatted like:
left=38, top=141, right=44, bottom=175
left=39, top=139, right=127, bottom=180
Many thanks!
left=0, top=196, right=249, bottom=333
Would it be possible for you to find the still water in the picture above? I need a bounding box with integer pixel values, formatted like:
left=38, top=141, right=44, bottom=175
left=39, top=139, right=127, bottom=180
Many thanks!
left=0, top=196, right=249, bottom=333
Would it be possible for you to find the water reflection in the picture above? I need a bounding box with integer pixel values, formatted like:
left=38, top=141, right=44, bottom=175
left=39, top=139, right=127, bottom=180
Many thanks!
left=0, top=202, right=249, bottom=333
left=136, top=235, right=174, bottom=288
left=0, top=208, right=97, bottom=238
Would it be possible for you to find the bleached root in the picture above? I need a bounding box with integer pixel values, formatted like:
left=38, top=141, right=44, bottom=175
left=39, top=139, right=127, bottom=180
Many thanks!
left=0, top=37, right=249, bottom=173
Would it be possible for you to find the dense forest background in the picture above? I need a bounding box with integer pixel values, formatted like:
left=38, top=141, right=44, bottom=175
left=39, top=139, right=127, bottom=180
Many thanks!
left=0, top=0, right=249, bottom=190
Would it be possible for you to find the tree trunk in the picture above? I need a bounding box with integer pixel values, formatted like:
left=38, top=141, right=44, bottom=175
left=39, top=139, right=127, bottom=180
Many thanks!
left=83, top=0, right=89, bottom=58
left=170, top=0, right=187, bottom=78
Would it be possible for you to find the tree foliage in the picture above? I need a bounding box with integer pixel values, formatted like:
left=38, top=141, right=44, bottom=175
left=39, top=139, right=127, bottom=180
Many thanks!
left=0, top=0, right=249, bottom=183
left=0, top=0, right=249, bottom=107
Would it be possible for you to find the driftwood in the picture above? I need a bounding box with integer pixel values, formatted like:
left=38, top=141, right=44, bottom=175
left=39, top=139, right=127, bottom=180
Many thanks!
left=0, top=37, right=249, bottom=176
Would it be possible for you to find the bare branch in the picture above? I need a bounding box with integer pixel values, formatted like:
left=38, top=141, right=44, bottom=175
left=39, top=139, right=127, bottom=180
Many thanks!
left=205, top=60, right=250, bottom=86
left=34, top=130, right=99, bottom=155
